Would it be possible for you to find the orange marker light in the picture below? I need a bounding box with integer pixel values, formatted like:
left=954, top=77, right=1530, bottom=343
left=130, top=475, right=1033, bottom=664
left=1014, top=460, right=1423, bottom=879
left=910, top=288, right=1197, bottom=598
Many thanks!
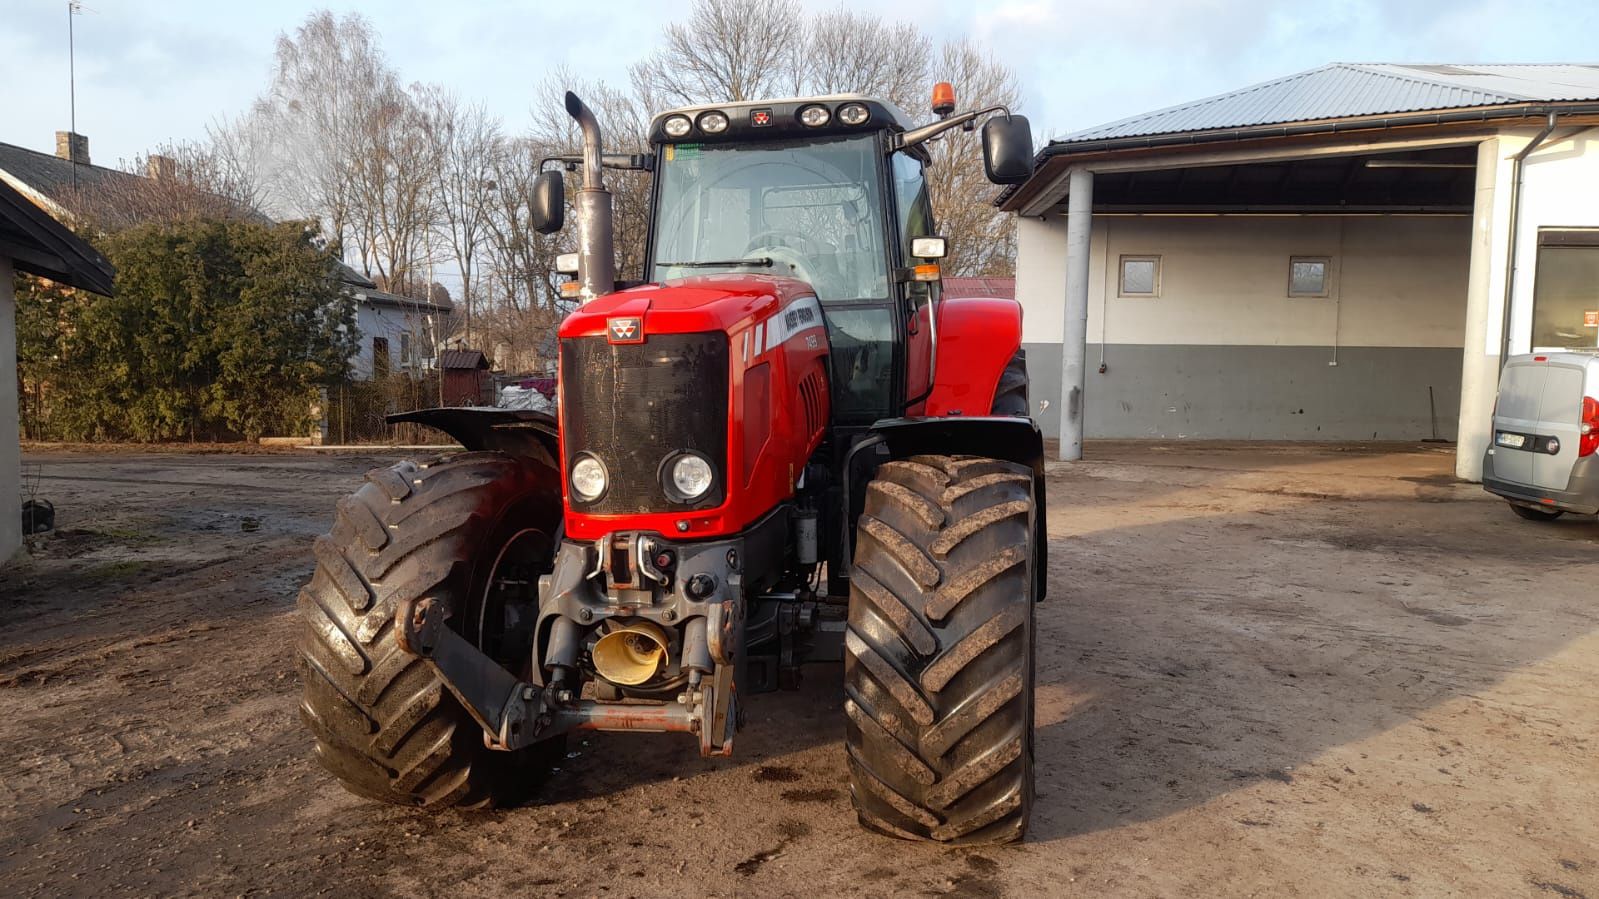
left=913, top=263, right=941, bottom=282
left=931, top=82, right=956, bottom=116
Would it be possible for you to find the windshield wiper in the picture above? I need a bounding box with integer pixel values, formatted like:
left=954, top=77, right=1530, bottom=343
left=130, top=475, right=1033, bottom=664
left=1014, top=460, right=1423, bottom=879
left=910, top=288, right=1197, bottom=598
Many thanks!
left=656, top=257, right=774, bottom=268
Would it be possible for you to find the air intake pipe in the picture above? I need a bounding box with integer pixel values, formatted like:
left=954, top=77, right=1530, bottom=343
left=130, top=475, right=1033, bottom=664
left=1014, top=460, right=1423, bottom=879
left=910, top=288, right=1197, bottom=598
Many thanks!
left=592, top=619, right=669, bottom=686
left=565, top=91, right=616, bottom=301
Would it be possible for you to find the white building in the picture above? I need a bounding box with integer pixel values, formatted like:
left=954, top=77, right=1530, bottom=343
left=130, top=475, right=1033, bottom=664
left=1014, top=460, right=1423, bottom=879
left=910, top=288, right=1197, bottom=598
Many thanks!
left=1001, top=63, right=1599, bottom=479
left=0, top=179, right=113, bottom=561
left=339, top=269, right=452, bottom=380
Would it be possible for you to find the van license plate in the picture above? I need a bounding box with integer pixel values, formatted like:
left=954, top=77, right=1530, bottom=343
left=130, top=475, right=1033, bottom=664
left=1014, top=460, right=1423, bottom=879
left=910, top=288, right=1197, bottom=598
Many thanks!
left=1496, top=432, right=1526, bottom=448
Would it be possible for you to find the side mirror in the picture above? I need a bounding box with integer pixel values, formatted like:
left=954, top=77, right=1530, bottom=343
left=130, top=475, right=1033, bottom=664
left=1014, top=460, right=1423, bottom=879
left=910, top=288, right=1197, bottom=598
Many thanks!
left=531, top=170, right=565, bottom=234
left=981, top=114, right=1034, bottom=185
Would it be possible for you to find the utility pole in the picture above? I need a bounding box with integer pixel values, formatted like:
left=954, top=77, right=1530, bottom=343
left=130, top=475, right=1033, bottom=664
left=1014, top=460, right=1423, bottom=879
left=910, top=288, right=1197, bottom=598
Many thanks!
left=67, top=0, right=81, bottom=187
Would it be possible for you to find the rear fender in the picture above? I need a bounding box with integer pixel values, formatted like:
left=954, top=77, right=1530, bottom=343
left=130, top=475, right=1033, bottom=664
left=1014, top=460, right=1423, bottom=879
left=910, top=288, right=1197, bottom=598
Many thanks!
left=846, top=416, right=1048, bottom=601
left=387, top=408, right=559, bottom=467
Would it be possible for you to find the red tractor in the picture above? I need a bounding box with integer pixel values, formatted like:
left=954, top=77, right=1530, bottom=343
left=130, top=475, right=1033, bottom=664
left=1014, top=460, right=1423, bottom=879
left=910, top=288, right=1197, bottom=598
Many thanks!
left=297, top=85, right=1045, bottom=844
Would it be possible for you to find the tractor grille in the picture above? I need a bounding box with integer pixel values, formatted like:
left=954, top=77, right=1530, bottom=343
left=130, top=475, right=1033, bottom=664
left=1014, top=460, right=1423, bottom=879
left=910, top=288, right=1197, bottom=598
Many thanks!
left=561, top=333, right=729, bottom=513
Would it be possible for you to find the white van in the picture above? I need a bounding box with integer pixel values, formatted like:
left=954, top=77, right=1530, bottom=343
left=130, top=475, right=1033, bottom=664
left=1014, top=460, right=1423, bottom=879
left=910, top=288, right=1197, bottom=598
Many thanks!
left=1482, top=352, right=1599, bottom=520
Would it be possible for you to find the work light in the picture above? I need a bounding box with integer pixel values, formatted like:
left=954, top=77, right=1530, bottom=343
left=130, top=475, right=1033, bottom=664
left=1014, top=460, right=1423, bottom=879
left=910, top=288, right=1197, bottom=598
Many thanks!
left=663, top=115, right=693, bottom=138
left=838, top=103, right=870, bottom=126
left=798, top=104, right=831, bottom=127
left=698, top=110, right=729, bottom=133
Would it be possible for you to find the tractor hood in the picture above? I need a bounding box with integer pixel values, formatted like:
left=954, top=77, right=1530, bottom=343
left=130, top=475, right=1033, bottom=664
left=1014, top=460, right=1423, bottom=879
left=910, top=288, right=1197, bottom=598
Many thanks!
left=559, top=274, right=818, bottom=340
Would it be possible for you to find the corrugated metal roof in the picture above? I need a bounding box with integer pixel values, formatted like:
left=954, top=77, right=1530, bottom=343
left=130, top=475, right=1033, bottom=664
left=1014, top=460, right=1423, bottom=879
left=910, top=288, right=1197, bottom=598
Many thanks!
left=942, top=277, right=1015, bottom=299
left=440, top=349, right=488, bottom=370
left=1061, top=63, right=1599, bottom=144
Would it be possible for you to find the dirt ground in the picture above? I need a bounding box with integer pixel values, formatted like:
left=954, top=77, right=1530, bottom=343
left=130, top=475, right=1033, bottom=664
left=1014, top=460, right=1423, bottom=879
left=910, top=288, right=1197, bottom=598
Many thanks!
left=1, top=443, right=1595, bottom=898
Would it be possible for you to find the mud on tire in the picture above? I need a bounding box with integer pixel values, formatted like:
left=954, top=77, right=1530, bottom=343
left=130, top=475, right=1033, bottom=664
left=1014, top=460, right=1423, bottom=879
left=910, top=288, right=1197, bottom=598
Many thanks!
left=845, top=453, right=1035, bottom=844
left=296, top=451, right=561, bottom=808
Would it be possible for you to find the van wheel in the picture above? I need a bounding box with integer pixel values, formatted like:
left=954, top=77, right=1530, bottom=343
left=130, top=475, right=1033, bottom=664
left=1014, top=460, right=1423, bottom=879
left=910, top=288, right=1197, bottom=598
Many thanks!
left=1508, top=502, right=1563, bottom=521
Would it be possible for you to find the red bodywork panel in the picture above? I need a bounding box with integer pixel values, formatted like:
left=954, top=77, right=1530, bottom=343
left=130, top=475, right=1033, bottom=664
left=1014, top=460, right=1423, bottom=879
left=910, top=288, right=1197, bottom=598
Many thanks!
left=559, top=275, right=829, bottom=541
left=907, top=295, right=1024, bottom=417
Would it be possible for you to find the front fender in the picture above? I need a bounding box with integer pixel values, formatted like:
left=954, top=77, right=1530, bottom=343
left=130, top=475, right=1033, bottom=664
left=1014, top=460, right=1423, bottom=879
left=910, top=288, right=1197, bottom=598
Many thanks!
left=387, top=407, right=559, bottom=467
left=848, top=416, right=1048, bottom=602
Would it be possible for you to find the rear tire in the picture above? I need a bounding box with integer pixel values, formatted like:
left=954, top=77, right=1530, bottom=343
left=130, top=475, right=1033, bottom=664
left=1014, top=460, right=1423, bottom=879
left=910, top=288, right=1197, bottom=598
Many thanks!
left=296, top=452, right=562, bottom=808
left=845, top=454, right=1035, bottom=844
left=991, top=349, right=1030, bottom=417
left=1509, top=501, right=1564, bottom=521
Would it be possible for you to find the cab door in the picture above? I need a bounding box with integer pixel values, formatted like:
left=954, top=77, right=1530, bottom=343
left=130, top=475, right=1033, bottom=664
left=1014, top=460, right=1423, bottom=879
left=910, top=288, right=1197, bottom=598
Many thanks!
left=892, top=152, right=939, bottom=413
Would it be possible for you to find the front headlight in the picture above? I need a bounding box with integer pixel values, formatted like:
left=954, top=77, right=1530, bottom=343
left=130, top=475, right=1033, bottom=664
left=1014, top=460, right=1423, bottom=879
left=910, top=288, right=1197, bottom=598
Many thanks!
left=571, top=454, right=608, bottom=501
left=668, top=453, right=714, bottom=500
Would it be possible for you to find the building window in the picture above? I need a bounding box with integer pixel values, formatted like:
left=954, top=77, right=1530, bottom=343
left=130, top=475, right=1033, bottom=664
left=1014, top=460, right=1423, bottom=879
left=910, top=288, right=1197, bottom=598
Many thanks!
left=1532, top=230, right=1599, bottom=349
left=1288, top=256, right=1331, bottom=297
left=399, top=331, right=412, bottom=367
left=373, top=337, right=390, bottom=379
left=1119, top=255, right=1160, bottom=297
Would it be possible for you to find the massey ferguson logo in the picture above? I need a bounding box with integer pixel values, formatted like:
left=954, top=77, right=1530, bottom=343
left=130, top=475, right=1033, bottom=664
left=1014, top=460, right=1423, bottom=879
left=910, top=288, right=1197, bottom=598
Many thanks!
left=607, top=317, right=643, bottom=344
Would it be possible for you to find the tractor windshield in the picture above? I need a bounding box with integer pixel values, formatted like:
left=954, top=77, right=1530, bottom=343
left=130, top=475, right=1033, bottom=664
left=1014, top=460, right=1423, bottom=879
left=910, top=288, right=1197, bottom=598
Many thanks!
left=650, top=135, right=889, bottom=302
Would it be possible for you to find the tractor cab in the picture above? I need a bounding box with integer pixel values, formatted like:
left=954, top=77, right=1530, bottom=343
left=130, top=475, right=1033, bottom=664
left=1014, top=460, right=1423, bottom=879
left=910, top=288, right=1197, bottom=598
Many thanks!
left=533, top=89, right=1034, bottom=424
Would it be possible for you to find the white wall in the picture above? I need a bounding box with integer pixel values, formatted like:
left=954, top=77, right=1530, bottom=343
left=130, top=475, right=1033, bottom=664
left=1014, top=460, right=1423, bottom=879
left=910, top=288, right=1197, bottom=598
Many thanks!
left=350, top=301, right=434, bottom=380
left=1507, top=125, right=1599, bottom=353
left=1021, top=214, right=1471, bottom=350
left=1, top=256, right=20, bottom=561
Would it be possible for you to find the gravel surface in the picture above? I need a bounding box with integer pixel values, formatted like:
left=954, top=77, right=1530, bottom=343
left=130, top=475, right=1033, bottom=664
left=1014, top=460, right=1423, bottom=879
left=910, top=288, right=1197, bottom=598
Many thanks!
left=1, top=444, right=1595, bottom=897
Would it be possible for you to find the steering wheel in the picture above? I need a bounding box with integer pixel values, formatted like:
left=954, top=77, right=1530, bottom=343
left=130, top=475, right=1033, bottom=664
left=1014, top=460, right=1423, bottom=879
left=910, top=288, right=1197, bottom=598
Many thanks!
left=744, top=229, right=827, bottom=258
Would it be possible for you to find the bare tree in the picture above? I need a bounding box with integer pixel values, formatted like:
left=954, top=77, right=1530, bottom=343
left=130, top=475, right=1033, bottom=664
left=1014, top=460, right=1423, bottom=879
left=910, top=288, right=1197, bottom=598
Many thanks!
left=627, top=0, right=1024, bottom=275
left=418, top=87, right=502, bottom=345
left=249, top=12, right=400, bottom=253
left=803, top=9, right=930, bottom=112
left=923, top=39, right=1022, bottom=276
left=345, top=86, right=444, bottom=296
left=631, top=0, right=806, bottom=104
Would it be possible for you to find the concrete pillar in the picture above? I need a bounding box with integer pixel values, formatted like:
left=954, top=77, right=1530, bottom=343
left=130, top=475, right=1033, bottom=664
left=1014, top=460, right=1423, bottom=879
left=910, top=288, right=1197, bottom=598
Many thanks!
left=1059, top=168, right=1093, bottom=460
left=0, top=256, right=20, bottom=561
left=1456, top=138, right=1502, bottom=481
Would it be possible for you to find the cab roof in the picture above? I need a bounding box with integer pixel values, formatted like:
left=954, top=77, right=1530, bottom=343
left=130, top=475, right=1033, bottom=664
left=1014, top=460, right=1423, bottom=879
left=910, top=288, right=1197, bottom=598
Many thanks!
left=648, top=94, right=915, bottom=145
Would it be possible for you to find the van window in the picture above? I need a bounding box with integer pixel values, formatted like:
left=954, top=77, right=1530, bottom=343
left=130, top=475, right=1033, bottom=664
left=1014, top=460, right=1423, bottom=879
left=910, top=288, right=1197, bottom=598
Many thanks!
left=1541, top=366, right=1584, bottom=425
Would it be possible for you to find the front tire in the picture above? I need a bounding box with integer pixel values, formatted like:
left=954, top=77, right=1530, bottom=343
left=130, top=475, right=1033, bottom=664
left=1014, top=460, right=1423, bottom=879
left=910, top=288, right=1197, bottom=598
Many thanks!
left=296, top=452, right=562, bottom=808
left=845, top=454, right=1036, bottom=844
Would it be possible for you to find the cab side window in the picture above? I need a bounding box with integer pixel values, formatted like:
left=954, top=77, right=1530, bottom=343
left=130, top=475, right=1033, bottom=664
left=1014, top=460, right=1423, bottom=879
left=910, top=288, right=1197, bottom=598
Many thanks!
left=892, top=153, right=939, bottom=307
left=892, top=153, right=936, bottom=259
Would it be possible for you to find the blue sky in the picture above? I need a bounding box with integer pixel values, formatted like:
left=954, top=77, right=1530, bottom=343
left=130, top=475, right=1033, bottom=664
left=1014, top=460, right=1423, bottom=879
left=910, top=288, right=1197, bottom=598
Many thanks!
left=2, top=0, right=1596, bottom=169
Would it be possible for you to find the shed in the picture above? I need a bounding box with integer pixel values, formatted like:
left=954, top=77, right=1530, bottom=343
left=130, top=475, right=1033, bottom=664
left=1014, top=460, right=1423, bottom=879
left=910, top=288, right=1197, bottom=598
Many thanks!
left=0, top=177, right=114, bottom=561
left=1000, top=63, right=1599, bottom=479
left=440, top=349, right=491, bottom=407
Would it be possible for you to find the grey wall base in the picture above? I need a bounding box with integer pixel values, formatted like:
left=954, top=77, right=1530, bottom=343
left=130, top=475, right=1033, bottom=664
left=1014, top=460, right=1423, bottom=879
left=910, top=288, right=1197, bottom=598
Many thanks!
left=1023, top=342, right=1463, bottom=441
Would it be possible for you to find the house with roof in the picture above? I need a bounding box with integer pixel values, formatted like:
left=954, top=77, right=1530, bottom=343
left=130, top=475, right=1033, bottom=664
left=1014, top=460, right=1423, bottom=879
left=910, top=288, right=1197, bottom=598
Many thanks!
left=1000, top=63, right=1599, bottom=480
left=0, top=176, right=114, bottom=560
left=0, top=132, right=451, bottom=383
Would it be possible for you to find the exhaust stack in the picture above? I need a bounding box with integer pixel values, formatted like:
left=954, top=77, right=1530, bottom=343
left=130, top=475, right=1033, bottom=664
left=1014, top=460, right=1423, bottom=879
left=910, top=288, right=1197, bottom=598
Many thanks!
left=565, top=91, right=616, bottom=301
